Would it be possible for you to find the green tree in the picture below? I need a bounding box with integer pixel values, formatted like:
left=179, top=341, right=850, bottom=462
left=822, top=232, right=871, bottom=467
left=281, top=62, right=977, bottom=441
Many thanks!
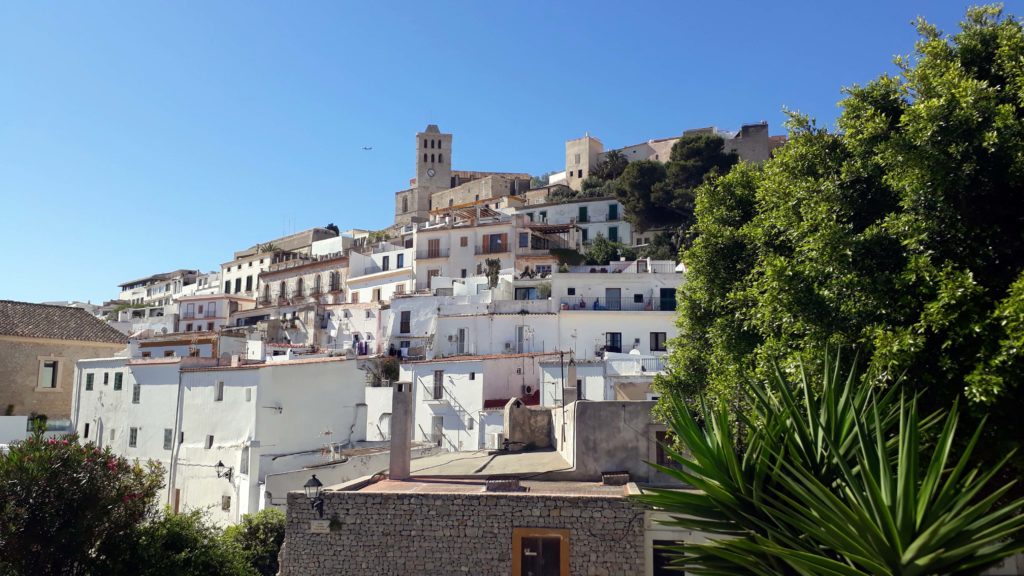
left=133, top=509, right=255, bottom=576
left=614, top=134, right=737, bottom=234
left=223, top=508, right=286, bottom=576
left=484, top=258, right=502, bottom=288
left=324, top=223, right=340, bottom=235
left=583, top=234, right=637, bottom=265
left=659, top=5, right=1024, bottom=486
left=637, top=350, right=1024, bottom=574
left=588, top=149, right=628, bottom=182
left=0, top=433, right=164, bottom=576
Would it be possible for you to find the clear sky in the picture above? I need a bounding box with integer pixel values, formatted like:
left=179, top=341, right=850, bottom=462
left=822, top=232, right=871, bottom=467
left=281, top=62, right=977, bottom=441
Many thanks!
left=0, top=1, right=1008, bottom=304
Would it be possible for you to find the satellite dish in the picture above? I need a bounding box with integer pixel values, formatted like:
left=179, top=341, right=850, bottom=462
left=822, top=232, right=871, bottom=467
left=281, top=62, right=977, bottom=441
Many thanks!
left=161, top=327, right=168, bottom=334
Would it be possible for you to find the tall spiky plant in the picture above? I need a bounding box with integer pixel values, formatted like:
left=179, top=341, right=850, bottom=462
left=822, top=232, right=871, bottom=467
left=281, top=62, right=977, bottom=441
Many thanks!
left=634, top=350, right=1024, bottom=575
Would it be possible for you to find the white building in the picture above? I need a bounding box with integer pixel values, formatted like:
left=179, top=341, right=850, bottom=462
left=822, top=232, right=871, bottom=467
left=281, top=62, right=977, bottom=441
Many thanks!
left=175, top=294, right=255, bottom=333
left=72, top=355, right=368, bottom=525
left=514, top=196, right=631, bottom=247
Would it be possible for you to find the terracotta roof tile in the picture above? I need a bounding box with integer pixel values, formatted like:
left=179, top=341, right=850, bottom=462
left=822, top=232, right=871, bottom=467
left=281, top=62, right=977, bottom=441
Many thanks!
left=0, top=300, right=128, bottom=344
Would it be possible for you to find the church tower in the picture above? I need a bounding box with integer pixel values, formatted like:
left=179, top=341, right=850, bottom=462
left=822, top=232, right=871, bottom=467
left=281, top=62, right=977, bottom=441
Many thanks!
left=414, top=125, right=453, bottom=211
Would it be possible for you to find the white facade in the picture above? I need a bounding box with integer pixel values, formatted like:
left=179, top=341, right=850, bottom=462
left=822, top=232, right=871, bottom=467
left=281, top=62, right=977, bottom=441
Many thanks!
left=515, top=197, right=631, bottom=247
left=72, top=356, right=367, bottom=525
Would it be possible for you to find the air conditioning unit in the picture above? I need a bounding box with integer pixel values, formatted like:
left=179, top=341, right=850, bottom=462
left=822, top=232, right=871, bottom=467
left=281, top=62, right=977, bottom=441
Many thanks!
left=521, top=384, right=533, bottom=395
left=447, top=334, right=456, bottom=342
left=487, top=432, right=505, bottom=451
left=504, top=342, right=515, bottom=353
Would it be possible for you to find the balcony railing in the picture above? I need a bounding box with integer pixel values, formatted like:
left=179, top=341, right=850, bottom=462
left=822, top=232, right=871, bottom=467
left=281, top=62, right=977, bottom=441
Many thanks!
left=559, top=296, right=675, bottom=311
left=416, top=248, right=449, bottom=259
left=475, top=244, right=510, bottom=255
left=607, top=356, right=667, bottom=376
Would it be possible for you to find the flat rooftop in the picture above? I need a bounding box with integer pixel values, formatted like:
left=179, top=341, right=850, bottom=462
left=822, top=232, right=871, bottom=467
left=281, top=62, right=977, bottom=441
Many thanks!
left=406, top=449, right=570, bottom=477
left=359, top=478, right=627, bottom=497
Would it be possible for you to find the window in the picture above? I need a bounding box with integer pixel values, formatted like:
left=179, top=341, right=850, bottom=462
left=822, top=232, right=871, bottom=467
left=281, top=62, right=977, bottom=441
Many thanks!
left=245, top=388, right=251, bottom=402
left=397, top=253, right=404, bottom=268
left=651, top=332, right=668, bottom=352
left=519, top=232, right=529, bottom=248
left=574, top=153, right=581, bottom=164
left=581, top=228, right=589, bottom=243
left=402, top=196, right=408, bottom=213
left=351, top=292, right=360, bottom=304
left=215, top=381, right=224, bottom=402
left=164, top=350, right=175, bottom=357
left=113, top=372, right=123, bottom=391
left=578, top=206, right=588, bottom=222
left=206, top=435, right=214, bottom=449
left=438, top=153, right=443, bottom=163
left=395, top=284, right=406, bottom=295
left=609, top=203, right=619, bottom=220
left=207, top=322, right=214, bottom=331
left=577, top=169, right=582, bottom=178
left=372, top=288, right=381, bottom=302
left=197, top=304, right=204, bottom=315
left=400, top=311, right=411, bottom=334
left=539, top=211, right=547, bottom=222
left=141, top=351, right=152, bottom=358
left=224, top=281, right=231, bottom=294
left=240, top=446, right=249, bottom=474
left=163, top=428, right=173, bottom=450
left=221, top=496, right=231, bottom=511
left=432, top=370, right=444, bottom=400
left=469, top=372, right=475, bottom=380
left=382, top=255, right=390, bottom=271
left=365, top=309, right=373, bottom=319
left=461, top=269, right=467, bottom=278
left=605, top=332, right=622, bottom=353
left=129, top=427, right=138, bottom=448
left=245, top=276, right=253, bottom=291
left=431, top=153, right=435, bottom=163
left=423, top=153, right=428, bottom=162
left=103, top=372, right=110, bottom=385
left=567, top=287, right=576, bottom=296
left=84, top=423, right=90, bottom=439
left=608, top=226, right=618, bottom=242
left=132, top=383, right=141, bottom=403
left=448, top=198, right=453, bottom=207
left=460, top=236, right=468, bottom=247
left=634, top=293, right=644, bottom=303
left=185, top=323, right=193, bottom=331
left=513, top=528, right=569, bottom=576
left=85, top=373, right=94, bottom=391
left=234, top=278, right=242, bottom=293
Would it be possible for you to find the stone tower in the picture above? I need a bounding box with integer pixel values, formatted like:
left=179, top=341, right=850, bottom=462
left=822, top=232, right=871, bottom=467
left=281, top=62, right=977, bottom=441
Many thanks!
left=396, top=124, right=453, bottom=225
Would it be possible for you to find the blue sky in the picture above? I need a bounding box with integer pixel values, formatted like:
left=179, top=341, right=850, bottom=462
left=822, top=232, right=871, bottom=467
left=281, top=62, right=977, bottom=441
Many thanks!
left=0, top=1, right=1008, bottom=304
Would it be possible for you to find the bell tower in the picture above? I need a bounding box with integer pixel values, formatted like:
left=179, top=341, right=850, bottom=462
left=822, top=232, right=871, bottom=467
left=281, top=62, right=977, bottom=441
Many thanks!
left=414, top=125, right=453, bottom=205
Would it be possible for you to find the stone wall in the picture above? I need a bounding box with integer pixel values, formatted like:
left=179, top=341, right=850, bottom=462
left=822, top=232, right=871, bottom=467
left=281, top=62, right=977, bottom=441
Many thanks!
left=282, top=488, right=645, bottom=575
left=0, top=336, right=124, bottom=420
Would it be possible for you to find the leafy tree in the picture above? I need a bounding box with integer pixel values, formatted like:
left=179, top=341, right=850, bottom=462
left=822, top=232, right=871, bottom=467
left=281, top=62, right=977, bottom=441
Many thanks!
left=133, top=509, right=255, bottom=576
left=588, top=149, right=628, bottom=182
left=614, top=134, right=737, bottom=234
left=0, top=433, right=164, bottom=576
left=638, top=232, right=681, bottom=262
left=584, top=234, right=637, bottom=265
left=324, top=223, right=340, bottom=235
left=223, top=508, right=286, bottom=576
left=659, top=5, right=1024, bottom=488
left=637, top=350, right=1024, bottom=575
left=484, top=258, right=501, bottom=288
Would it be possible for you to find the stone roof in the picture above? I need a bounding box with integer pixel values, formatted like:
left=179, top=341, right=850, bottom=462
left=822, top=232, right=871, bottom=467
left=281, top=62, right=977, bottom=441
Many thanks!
left=0, top=300, right=128, bottom=344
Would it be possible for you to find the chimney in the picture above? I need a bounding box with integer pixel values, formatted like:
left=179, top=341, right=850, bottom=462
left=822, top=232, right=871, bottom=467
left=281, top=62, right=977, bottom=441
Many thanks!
left=389, top=381, right=413, bottom=481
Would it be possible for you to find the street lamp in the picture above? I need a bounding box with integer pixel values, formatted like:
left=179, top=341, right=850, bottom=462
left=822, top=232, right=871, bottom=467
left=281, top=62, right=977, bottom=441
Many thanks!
left=215, top=460, right=233, bottom=482
left=304, top=474, right=324, bottom=518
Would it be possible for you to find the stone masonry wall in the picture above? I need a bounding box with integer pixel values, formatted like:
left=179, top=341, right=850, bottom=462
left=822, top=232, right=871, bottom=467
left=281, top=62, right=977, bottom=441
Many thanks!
left=282, top=489, right=645, bottom=575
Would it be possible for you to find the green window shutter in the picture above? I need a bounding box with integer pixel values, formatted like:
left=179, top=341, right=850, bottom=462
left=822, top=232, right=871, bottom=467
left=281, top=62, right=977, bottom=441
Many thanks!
left=85, top=373, right=94, bottom=391
left=113, top=372, right=123, bottom=391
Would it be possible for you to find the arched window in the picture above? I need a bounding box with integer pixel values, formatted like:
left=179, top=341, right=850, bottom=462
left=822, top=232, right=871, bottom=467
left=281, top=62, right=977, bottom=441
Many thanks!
left=423, top=153, right=427, bottom=162
left=430, top=139, right=435, bottom=149
left=437, top=140, right=442, bottom=149
left=296, top=277, right=304, bottom=297
left=423, top=139, right=427, bottom=148
left=402, top=196, right=408, bottom=213
left=263, top=284, right=270, bottom=303
left=313, top=274, right=321, bottom=293
left=438, top=153, right=443, bottom=163
left=278, top=281, right=285, bottom=299
left=431, top=153, right=435, bottom=163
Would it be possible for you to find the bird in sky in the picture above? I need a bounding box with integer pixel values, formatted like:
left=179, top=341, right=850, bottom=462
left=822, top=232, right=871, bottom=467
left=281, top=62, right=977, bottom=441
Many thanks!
left=362, top=146, right=373, bottom=150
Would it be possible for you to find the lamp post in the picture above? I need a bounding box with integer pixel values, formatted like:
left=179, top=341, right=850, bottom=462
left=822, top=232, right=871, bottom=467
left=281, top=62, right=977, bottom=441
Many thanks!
left=304, top=474, right=324, bottom=518
left=215, top=460, right=233, bottom=482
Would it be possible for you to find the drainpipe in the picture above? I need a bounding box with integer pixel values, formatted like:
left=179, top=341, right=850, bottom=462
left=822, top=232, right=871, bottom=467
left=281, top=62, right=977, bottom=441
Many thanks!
left=71, top=362, right=84, bottom=436
left=167, top=367, right=186, bottom=506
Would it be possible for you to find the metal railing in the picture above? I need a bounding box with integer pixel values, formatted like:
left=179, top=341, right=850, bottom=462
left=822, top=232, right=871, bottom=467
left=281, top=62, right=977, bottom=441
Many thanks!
left=559, top=296, right=675, bottom=311
left=475, top=244, right=509, bottom=255
left=416, top=248, right=449, bottom=259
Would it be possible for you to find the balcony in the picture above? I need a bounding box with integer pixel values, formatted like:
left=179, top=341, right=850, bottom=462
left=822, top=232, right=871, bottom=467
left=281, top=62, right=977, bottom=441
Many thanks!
left=416, top=248, right=449, bottom=259
left=559, top=296, right=675, bottom=312
left=607, top=356, right=667, bottom=376
left=475, top=244, right=510, bottom=255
